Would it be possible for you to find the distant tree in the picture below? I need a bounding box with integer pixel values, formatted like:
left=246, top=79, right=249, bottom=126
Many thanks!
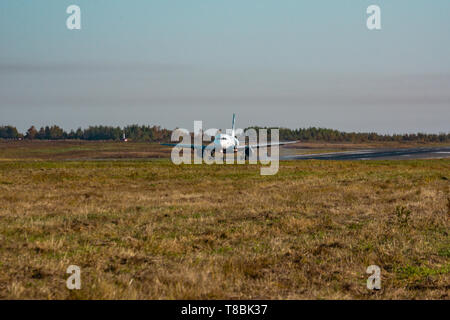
left=36, top=127, right=46, bottom=139
left=75, top=128, right=83, bottom=139
left=49, top=125, right=65, bottom=139
left=0, top=126, right=20, bottom=139
left=25, top=126, right=38, bottom=140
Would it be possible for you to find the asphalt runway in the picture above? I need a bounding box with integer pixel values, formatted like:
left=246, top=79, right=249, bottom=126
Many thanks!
left=282, top=146, right=450, bottom=161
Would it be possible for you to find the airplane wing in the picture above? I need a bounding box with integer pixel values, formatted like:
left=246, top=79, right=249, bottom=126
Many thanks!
left=162, top=140, right=298, bottom=150
left=160, top=143, right=215, bottom=150
left=236, top=140, right=299, bottom=150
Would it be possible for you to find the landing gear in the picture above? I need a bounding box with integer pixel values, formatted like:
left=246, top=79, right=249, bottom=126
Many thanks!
left=202, top=148, right=253, bottom=162
left=202, top=149, right=220, bottom=160
left=245, top=147, right=256, bottom=161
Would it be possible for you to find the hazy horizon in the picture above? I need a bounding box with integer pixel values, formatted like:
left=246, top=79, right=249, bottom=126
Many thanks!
left=1, top=1, right=449, bottom=134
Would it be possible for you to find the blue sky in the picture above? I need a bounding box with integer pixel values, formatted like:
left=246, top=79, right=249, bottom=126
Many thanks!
left=1, top=0, right=449, bottom=133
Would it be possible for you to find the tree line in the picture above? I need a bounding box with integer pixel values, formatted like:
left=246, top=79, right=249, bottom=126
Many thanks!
left=0, top=125, right=171, bottom=142
left=0, top=124, right=449, bottom=143
left=248, top=127, right=450, bottom=143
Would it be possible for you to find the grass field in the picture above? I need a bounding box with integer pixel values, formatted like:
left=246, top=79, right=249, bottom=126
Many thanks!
left=1, top=140, right=448, bottom=161
left=0, top=141, right=449, bottom=299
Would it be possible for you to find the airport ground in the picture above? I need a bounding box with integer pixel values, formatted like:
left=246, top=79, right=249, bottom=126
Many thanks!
left=0, top=140, right=449, bottom=299
left=1, top=139, right=450, bottom=161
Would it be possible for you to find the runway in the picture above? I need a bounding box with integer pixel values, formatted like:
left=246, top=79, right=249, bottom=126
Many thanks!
left=282, top=146, right=450, bottom=161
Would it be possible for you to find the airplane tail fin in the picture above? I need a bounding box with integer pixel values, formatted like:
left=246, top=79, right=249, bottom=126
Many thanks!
left=231, top=113, right=236, bottom=137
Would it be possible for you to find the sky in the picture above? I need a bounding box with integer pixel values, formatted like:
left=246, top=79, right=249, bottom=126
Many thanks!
left=0, top=0, right=449, bottom=134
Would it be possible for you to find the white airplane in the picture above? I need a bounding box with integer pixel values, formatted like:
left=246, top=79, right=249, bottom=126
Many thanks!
left=162, top=114, right=298, bottom=159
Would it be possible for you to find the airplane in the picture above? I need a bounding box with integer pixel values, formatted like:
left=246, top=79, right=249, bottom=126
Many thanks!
left=161, top=114, right=298, bottom=160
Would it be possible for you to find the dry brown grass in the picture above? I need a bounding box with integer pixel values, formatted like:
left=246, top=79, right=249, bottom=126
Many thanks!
left=2, top=139, right=447, bottom=162
left=0, top=140, right=171, bottom=161
left=0, top=144, right=448, bottom=299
